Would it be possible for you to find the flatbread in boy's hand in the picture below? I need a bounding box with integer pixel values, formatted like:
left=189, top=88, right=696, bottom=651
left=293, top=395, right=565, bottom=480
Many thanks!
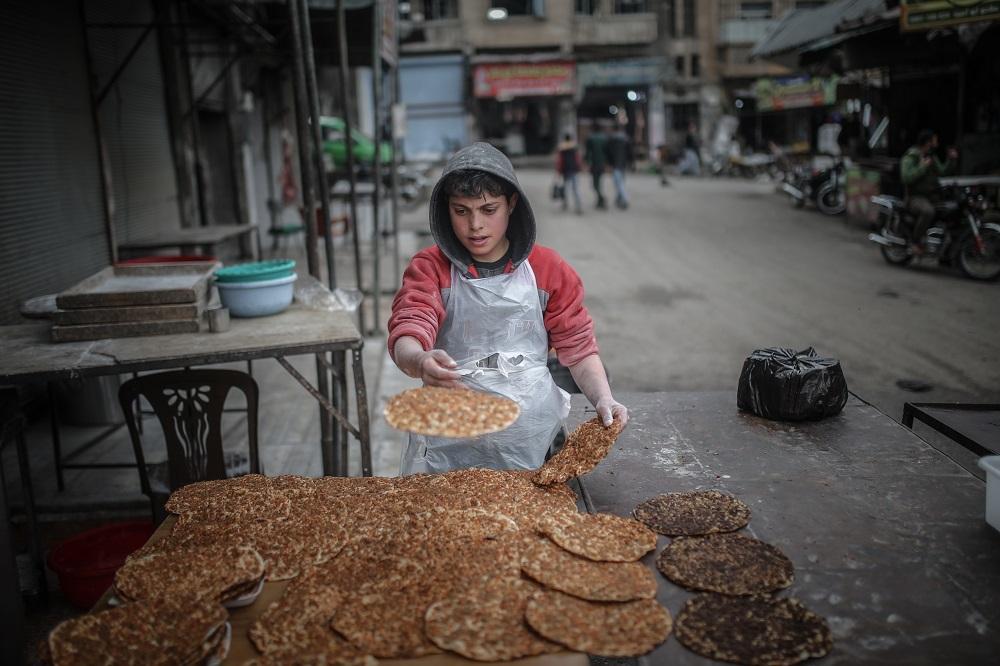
left=384, top=386, right=520, bottom=437
left=532, top=416, right=624, bottom=486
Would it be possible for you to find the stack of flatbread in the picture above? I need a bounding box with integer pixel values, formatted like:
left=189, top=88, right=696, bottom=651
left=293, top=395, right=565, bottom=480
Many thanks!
left=634, top=490, right=833, bottom=665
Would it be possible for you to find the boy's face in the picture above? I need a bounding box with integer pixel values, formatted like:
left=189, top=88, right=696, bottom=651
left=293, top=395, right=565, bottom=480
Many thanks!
left=448, top=191, right=518, bottom=264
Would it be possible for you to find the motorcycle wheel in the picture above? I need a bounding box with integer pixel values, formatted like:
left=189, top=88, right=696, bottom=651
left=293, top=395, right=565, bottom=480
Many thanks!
left=878, top=218, right=912, bottom=265
left=957, top=226, right=1000, bottom=281
left=816, top=182, right=846, bottom=215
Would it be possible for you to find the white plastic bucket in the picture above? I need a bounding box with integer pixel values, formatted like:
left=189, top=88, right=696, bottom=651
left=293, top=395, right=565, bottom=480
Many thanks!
left=978, top=455, right=1000, bottom=532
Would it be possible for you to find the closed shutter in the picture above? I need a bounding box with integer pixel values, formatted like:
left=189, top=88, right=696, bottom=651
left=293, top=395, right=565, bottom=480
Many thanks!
left=0, top=2, right=109, bottom=325
left=400, top=55, right=467, bottom=160
left=85, top=0, right=180, bottom=243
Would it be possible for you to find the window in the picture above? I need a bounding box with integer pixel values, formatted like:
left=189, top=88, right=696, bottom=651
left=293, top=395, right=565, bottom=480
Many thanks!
left=675, top=55, right=685, bottom=78
left=491, top=0, right=544, bottom=17
left=795, top=0, right=826, bottom=8
left=690, top=54, right=700, bottom=78
left=421, top=0, right=458, bottom=20
left=739, top=2, right=772, bottom=19
left=683, top=0, right=696, bottom=36
left=663, top=1, right=676, bottom=37
left=613, top=0, right=648, bottom=13
left=575, top=0, right=597, bottom=14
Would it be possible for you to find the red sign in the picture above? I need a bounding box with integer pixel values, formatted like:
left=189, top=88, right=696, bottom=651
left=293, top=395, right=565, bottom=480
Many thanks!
left=473, top=62, right=575, bottom=99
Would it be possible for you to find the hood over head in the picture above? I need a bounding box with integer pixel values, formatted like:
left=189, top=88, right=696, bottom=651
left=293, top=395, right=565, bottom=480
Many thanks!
left=428, top=142, right=535, bottom=276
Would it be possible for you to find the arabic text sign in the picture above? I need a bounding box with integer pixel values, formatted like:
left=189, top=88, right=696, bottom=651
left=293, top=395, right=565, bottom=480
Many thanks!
left=473, top=62, right=575, bottom=99
left=900, top=0, right=1000, bottom=31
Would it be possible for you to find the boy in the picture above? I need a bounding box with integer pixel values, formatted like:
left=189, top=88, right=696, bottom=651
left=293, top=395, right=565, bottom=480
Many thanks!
left=388, top=142, right=627, bottom=474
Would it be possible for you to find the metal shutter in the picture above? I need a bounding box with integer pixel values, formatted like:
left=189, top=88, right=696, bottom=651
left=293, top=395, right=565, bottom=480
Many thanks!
left=85, top=0, right=180, bottom=243
left=0, top=2, right=109, bottom=325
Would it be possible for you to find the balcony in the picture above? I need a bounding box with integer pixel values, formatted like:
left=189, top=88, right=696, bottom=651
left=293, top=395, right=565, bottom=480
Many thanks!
left=573, top=12, right=657, bottom=46
left=718, top=18, right=777, bottom=45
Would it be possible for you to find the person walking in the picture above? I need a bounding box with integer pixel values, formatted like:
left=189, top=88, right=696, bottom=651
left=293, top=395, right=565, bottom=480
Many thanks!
left=584, top=123, right=609, bottom=209
left=605, top=125, right=632, bottom=209
left=556, top=133, right=583, bottom=214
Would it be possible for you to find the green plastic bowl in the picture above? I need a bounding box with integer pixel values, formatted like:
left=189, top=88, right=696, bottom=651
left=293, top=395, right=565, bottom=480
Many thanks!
left=214, top=260, right=295, bottom=284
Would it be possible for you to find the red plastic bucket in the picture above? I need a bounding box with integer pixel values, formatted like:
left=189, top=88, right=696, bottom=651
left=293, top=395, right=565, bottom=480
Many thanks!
left=47, top=520, right=155, bottom=609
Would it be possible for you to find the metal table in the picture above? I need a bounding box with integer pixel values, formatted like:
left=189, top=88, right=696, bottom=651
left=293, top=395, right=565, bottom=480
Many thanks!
left=574, top=392, right=1000, bottom=664
left=117, top=224, right=261, bottom=260
left=903, top=402, right=1000, bottom=457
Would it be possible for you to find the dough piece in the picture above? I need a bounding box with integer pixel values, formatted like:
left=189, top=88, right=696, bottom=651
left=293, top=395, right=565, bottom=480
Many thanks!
left=539, top=511, right=657, bottom=562
left=520, top=535, right=656, bottom=602
left=634, top=490, right=751, bottom=536
left=425, top=577, right=560, bottom=661
left=675, top=594, right=832, bottom=665
left=384, top=386, right=519, bottom=437
left=656, top=533, right=794, bottom=595
left=525, top=589, right=672, bottom=657
left=533, top=417, right=624, bottom=485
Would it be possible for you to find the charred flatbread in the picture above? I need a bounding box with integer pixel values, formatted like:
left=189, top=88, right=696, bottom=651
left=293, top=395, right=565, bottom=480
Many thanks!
left=520, top=534, right=656, bottom=602
left=424, top=577, right=560, bottom=661
left=384, top=386, right=519, bottom=438
left=539, top=511, right=657, bottom=562
left=675, top=594, right=832, bottom=665
left=634, top=490, right=751, bottom=536
left=533, top=417, right=624, bottom=486
left=656, top=533, right=794, bottom=595
left=525, top=589, right=672, bottom=657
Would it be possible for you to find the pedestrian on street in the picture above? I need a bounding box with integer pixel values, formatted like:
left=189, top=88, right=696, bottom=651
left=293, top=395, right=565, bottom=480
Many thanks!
left=656, top=144, right=671, bottom=186
left=584, top=123, right=609, bottom=209
left=556, top=132, right=584, bottom=214
left=900, top=128, right=957, bottom=255
left=678, top=122, right=701, bottom=176
left=388, top=142, right=628, bottom=474
left=605, top=125, right=632, bottom=209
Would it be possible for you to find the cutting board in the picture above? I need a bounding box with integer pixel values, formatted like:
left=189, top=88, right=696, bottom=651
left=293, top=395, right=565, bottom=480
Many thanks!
left=55, top=262, right=217, bottom=309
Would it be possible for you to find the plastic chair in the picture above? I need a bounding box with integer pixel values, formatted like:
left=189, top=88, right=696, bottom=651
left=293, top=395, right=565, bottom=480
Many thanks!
left=118, top=369, right=260, bottom=522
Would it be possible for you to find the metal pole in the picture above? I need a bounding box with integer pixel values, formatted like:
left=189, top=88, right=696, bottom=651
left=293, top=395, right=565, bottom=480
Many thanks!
left=180, top=0, right=209, bottom=227
left=389, top=49, right=401, bottom=290
left=337, top=0, right=365, bottom=336
left=297, top=0, right=337, bottom=290
left=289, top=0, right=335, bottom=475
left=370, top=0, right=383, bottom=334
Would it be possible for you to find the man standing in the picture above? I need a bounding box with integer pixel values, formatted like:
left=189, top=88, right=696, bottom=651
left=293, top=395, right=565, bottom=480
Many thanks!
left=605, top=125, right=632, bottom=209
left=584, top=123, right=608, bottom=209
left=900, top=129, right=957, bottom=254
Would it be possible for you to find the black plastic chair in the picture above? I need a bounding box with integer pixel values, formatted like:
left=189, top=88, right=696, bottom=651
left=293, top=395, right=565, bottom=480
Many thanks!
left=118, top=369, right=260, bottom=522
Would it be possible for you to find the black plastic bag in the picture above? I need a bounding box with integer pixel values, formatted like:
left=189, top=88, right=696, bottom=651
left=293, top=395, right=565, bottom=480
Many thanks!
left=737, top=347, right=847, bottom=421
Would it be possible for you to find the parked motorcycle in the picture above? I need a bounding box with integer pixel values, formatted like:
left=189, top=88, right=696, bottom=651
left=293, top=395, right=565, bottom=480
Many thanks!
left=782, top=159, right=846, bottom=215
left=867, top=182, right=1000, bottom=280
left=396, top=162, right=431, bottom=212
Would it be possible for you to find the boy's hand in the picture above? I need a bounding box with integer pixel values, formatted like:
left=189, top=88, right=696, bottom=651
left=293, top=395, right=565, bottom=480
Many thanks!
left=596, top=397, right=628, bottom=428
left=417, top=349, right=463, bottom=389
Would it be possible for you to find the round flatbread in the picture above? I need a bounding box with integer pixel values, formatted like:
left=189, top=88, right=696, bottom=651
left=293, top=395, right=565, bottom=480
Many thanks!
left=521, top=533, right=656, bottom=601
left=384, top=386, right=519, bottom=438
left=525, top=589, right=672, bottom=657
left=425, top=577, right=560, bottom=661
left=539, top=511, right=657, bottom=562
left=331, top=584, right=444, bottom=658
left=533, top=417, right=624, bottom=486
left=114, top=543, right=264, bottom=604
left=656, top=533, right=794, bottom=595
left=675, top=594, right=832, bottom=665
left=634, top=490, right=751, bottom=536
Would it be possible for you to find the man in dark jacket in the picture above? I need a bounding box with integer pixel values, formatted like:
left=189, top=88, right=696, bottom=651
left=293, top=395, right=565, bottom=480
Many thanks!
left=900, top=129, right=957, bottom=253
left=584, top=124, right=608, bottom=209
left=605, top=126, right=632, bottom=209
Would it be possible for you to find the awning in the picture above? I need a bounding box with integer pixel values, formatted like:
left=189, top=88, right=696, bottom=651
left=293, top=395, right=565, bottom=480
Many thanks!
left=751, top=0, right=887, bottom=59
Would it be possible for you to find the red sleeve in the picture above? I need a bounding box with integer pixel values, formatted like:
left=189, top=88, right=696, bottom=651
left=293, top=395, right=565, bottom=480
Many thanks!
left=388, top=247, right=450, bottom=360
left=529, top=246, right=599, bottom=367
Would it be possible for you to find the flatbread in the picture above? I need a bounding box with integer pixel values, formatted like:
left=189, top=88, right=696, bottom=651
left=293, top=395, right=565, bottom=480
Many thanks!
left=525, top=589, right=672, bottom=657
left=249, top=566, right=346, bottom=654
left=675, top=594, right=832, bottom=665
left=332, top=584, right=444, bottom=658
left=520, top=533, right=656, bottom=602
left=656, top=533, right=794, bottom=595
left=634, top=490, right=751, bottom=536
left=113, top=543, right=264, bottom=604
left=539, top=511, right=657, bottom=562
left=384, top=386, right=519, bottom=437
left=533, top=417, right=624, bottom=485
left=425, top=577, right=560, bottom=661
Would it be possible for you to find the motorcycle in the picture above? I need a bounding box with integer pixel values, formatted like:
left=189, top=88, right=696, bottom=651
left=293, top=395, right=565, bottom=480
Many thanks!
left=867, top=181, right=1000, bottom=280
left=782, top=158, right=846, bottom=215
left=396, top=162, right=431, bottom=212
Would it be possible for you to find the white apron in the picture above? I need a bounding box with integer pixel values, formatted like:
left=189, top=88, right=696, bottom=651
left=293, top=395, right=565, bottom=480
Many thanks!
left=400, top=261, right=570, bottom=474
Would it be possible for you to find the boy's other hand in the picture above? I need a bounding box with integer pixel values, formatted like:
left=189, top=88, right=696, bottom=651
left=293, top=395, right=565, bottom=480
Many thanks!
left=596, top=397, right=628, bottom=428
left=419, top=349, right=463, bottom=389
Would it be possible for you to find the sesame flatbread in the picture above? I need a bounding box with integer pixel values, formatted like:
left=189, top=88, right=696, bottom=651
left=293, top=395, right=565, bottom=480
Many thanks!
left=520, top=534, right=656, bottom=602
left=539, top=511, right=657, bottom=562
left=525, top=589, right=672, bottom=657
left=425, top=577, right=561, bottom=661
left=384, top=386, right=519, bottom=438
left=634, top=490, right=751, bottom=536
left=332, top=584, right=445, bottom=658
left=249, top=566, right=346, bottom=655
left=656, top=533, right=794, bottom=595
left=533, top=417, right=624, bottom=485
left=675, top=594, right=832, bottom=665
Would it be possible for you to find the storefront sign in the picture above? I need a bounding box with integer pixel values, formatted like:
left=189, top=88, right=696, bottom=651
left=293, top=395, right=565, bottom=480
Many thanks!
left=900, top=0, right=1000, bottom=31
left=576, top=58, right=667, bottom=89
left=754, top=76, right=838, bottom=112
left=473, top=62, right=575, bottom=99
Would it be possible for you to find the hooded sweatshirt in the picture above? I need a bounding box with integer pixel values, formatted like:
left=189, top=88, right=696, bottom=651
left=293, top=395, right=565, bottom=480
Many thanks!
left=388, top=142, right=598, bottom=367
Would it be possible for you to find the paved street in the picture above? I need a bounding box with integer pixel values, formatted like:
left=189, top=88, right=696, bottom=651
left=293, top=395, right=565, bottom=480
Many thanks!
left=520, top=169, right=1000, bottom=429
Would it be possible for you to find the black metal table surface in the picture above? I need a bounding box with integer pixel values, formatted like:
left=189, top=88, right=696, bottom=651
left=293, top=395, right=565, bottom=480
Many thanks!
left=573, top=392, right=1000, bottom=665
